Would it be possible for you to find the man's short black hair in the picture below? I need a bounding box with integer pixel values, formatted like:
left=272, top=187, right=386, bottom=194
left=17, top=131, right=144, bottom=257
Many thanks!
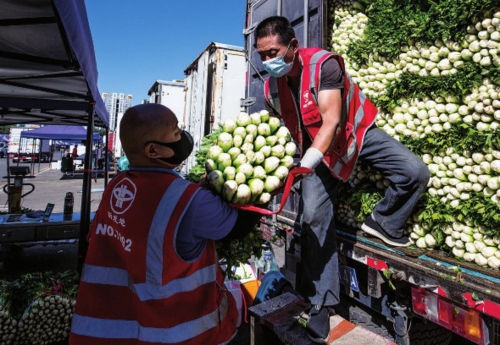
left=254, top=16, right=296, bottom=46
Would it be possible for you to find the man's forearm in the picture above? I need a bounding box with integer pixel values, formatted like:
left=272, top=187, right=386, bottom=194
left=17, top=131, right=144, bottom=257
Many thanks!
left=300, top=119, right=339, bottom=169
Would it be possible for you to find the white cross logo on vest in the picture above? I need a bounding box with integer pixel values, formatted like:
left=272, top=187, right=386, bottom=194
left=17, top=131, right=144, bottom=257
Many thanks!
left=110, top=178, right=136, bottom=214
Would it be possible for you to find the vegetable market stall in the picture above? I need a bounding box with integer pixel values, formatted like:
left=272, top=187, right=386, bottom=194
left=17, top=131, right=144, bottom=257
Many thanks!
left=0, top=1, right=108, bottom=344
left=0, top=270, right=79, bottom=345
left=0, top=0, right=109, bottom=272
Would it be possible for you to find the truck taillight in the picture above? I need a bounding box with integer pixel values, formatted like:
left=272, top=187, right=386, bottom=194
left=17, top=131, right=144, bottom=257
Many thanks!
left=411, top=287, right=426, bottom=315
left=462, top=307, right=482, bottom=343
left=425, top=292, right=439, bottom=322
left=411, top=287, right=484, bottom=344
left=438, top=298, right=451, bottom=326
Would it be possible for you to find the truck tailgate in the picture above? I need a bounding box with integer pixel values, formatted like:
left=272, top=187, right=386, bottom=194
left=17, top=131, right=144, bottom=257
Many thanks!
left=336, top=227, right=500, bottom=313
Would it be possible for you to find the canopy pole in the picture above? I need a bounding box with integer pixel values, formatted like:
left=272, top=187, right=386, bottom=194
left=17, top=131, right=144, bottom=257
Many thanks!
left=104, top=127, right=109, bottom=187
left=77, top=103, right=95, bottom=274
left=6, top=150, right=10, bottom=198
left=31, top=138, right=36, bottom=175
left=37, top=139, right=41, bottom=173
left=303, top=0, right=309, bottom=47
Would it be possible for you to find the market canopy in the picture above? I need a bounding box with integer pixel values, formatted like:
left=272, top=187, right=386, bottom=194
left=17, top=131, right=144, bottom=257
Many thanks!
left=0, top=0, right=109, bottom=271
left=20, top=125, right=101, bottom=142
left=0, top=0, right=109, bottom=127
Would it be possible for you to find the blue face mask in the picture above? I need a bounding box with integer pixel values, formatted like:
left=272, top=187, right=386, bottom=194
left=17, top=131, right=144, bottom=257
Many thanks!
left=263, top=42, right=295, bottom=78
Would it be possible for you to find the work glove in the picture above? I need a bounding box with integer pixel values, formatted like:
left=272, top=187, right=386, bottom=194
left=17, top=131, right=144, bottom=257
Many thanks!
left=299, top=147, right=324, bottom=170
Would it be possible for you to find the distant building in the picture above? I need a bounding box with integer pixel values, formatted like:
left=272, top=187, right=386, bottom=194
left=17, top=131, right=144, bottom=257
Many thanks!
left=147, top=79, right=186, bottom=128
left=101, top=92, right=133, bottom=131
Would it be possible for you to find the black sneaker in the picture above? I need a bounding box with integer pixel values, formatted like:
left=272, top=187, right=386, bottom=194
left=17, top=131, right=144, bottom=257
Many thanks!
left=305, top=305, right=330, bottom=344
left=361, top=215, right=411, bottom=247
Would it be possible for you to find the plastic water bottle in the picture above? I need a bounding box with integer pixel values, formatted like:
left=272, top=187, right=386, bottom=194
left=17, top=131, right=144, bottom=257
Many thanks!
left=255, top=243, right=279, bottom=280
left=63, top=192, right=74, bottom=220
left=255, top=251, right=266, bottom=280
left=263, top=248, right=278, bottom=273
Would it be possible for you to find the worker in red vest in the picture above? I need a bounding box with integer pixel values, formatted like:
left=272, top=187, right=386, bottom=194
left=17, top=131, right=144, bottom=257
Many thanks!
left=70, top=103, right=261, bottom=345
left=255, top=16, right=429, bottom=342
left=72, top=144, right=78, bottom=158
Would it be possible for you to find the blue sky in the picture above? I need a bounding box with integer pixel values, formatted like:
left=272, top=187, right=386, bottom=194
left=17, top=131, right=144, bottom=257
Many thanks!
left=85, top=0, right=246, bottom=105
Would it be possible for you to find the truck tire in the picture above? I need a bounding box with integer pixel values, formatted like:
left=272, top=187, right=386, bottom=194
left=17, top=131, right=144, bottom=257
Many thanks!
left=407, top=316, right=453, bottom=345
left=337, top=303, right=393, bottom=340
left=338, top=302, right=453, bottom=345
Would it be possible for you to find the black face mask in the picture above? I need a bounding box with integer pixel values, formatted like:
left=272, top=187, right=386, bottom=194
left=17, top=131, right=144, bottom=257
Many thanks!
left=147, top=131, right=194, bottom=165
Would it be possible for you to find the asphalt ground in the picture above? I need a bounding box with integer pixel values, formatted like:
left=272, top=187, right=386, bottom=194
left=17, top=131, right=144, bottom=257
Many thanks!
left=0, top=156, right=105, bottom=214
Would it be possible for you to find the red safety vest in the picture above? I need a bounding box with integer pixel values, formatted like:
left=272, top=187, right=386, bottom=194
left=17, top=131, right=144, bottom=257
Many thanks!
left=70, top=169, right=237, bottom=345
left=264, top=48, right=378, bottom=181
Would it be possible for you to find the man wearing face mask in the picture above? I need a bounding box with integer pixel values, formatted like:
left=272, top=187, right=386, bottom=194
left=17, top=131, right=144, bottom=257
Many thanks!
left=70, top=103, right=262, bottom=345
left=255, top=16, right=429, bottom=343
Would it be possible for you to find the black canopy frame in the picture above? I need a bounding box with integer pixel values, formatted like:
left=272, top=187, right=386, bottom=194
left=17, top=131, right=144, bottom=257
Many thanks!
left=0, top=0, right=110, bottom=272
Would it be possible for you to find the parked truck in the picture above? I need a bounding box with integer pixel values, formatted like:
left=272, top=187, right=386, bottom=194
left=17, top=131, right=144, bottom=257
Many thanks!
left=242, top=1, right=500, bottom=344
left=8, top=127, right=51, bottom=163
left=147, top=79, right=186, bottom=124
left=183, top=42, right=247, bottom=175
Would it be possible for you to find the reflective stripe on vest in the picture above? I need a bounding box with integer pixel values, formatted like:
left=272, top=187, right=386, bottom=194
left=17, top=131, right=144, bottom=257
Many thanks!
left=354, top=83, right=366, bottom=126
left=71, top=293, right=229, bottom=343
left=80, top=263, right=218, bottom=301
left=270, top=53, right=364, bottom=170
left=81, top=178, right=215, bottom=301
left=331, top=74, right=366, bottom=173
left=267, top=51, right=357, bottom=120
left=146, top=177, right=195, bottom=286
left=75, top=177, right=224, bottom=342
left=308, top=50, right=329, bottom=103
left=265, top=48, right=377, bottom=181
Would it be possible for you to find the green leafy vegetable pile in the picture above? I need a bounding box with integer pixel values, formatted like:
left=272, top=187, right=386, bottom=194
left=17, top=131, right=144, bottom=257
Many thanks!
left=330, top=0, right=500, bottom=269
left=0, top=270, right=79, bottom=344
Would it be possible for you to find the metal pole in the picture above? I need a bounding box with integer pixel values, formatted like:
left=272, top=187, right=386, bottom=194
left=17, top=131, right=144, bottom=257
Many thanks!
left=16, top=136, right=21, bottom=167
left=6, top=147, right=10, bottom=198
left=304, top=0, right=310, bottom=47
left=31, top=138, right=36, bottom=175
left=37, top=139, right=41, bottom=173
left=77, top=103, right=95, bottom=273
left=104, top=127, right=109, bottom=187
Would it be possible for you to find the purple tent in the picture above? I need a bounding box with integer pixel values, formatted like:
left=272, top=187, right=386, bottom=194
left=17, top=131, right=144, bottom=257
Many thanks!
left=20, top=125, right=101, bottom=142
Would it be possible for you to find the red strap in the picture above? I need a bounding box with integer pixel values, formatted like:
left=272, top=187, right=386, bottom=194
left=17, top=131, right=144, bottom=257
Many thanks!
left=229, top=166, right=313, bottom=215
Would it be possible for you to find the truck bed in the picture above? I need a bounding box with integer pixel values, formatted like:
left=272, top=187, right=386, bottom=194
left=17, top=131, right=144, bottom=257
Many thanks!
left=337, top=226, right=500, bottom=305
left=261, top=214, right=500, bottom=319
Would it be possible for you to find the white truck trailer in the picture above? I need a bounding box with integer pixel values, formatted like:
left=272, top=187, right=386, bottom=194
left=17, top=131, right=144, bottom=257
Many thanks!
left=8, top=127, right=51, bottom=163
left=147, top=79, right=186, bottom=125
left=183, top=42, right=246, bottom=174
